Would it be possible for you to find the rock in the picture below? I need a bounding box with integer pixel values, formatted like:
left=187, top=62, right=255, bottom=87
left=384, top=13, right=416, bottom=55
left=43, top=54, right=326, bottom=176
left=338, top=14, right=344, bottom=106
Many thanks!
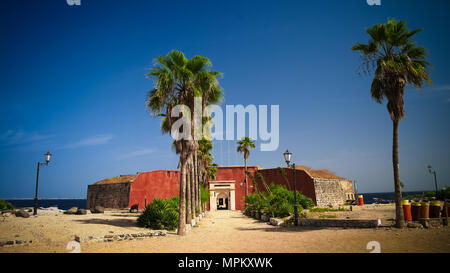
left=129, top=204, right=139, bottom=213
left=104, top=235, right=114, bottom=238
left=270, top=217, right=284, bottom=226
left=407, top=222, right=423, bottom=229
left=15, top=210, right=30, bottom=218
left=64, top=207, right=78, bottom=214
left=2, top=212, right=12, bottom=217
left=76, top=209, right=87, bottom=215
left=90, top=206, right=104, bottom=214
left=261, top=214, right=270, bottom=222
left=419, top=218, right=430, bottom=228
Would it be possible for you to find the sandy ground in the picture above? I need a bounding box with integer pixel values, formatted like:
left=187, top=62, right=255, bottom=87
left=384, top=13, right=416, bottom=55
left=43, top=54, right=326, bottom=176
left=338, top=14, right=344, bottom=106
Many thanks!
left=1, top=205, right=449, bottom=253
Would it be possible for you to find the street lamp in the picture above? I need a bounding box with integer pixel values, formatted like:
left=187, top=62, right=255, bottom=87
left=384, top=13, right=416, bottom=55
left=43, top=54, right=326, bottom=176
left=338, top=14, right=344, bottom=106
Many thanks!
left=283, top=149, right=298, bottom=226
left=427, top=165, right=438, bottom=198
left=34, top=151, right=52, bottom=215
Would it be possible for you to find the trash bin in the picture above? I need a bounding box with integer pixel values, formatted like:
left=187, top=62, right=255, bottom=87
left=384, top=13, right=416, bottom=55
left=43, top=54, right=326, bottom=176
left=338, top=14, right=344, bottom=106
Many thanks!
left=411, top=202, right=421, bottom=221
left=402, top=200, right=412, bottom=222
left=430, top=200, right=441, bottom=218
left=420, top=201, right=430, bottom=219
left=358, top=195, right=364, bottom=206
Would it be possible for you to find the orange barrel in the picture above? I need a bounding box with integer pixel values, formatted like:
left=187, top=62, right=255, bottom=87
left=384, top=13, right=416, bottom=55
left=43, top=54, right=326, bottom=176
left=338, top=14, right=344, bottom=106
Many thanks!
left=411, top=202, right=421, bottom=221
left=402, top=200, right=412, bottom=222
left=430, top=200, right=441, bottom=218
left=358, top=195, right=364, bottom=206
left=420, top=201, right=430, bottom=219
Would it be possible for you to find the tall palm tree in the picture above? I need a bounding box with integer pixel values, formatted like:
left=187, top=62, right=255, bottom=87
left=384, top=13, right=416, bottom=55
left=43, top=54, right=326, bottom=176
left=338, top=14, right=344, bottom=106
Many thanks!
left=236, top=137, right=256, bottom=198
left=352, top=19, right=431, bottom=228
left=146, top=50, right=223, bottom=234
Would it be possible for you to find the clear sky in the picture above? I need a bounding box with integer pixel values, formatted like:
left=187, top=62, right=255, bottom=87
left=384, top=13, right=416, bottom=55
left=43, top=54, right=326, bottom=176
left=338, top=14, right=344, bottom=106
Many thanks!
left=0, top=0, right=449, bottom=198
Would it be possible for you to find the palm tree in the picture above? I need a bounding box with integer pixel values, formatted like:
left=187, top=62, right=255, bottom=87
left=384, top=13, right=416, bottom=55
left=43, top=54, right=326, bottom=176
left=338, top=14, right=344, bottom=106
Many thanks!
left=236, top=137, right=256, bottom=198
left=352, top=19, right=431, bottom=228
left=146, top=50, right=223, bottom=234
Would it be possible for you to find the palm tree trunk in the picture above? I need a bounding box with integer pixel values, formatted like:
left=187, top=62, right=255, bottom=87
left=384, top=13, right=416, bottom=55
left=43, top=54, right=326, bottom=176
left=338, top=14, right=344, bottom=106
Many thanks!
left=177, top=148, right=187, bottom=236
left=190, top=156, right=195, bottom=218
left=186, top=156, right=192, bottom=225
left=393, top=119, right=405, bottom=228
left=194, top=152, right=198, bottom=214
left=245, top=158, right=248, bottom=197
left=195, top=153, right=202, bottom=214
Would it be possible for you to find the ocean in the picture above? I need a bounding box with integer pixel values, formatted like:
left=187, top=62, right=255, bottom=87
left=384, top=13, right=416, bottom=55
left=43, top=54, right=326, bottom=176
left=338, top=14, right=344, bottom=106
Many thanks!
left=4, top=199, right=86, bottom=210
left=3, top=191, right=431, bottom=209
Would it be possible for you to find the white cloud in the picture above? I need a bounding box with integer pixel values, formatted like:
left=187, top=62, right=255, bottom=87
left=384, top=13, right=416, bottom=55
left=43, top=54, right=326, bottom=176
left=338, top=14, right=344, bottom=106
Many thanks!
left=0, top=130, right=55, bottom=146
left=115, top=148, right=156, bottom=160
left=63, top=134, right=114, bottom=149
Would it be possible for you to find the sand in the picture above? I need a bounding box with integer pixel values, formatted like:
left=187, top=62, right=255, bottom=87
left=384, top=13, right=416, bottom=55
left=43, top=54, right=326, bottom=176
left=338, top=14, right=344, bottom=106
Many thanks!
left=1, top=205, right=449, bottom=253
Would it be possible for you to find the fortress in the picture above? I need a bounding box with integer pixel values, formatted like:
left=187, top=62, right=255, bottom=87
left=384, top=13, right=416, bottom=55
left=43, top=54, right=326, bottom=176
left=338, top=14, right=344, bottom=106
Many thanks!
left=87, top=165, right=355, bottom=210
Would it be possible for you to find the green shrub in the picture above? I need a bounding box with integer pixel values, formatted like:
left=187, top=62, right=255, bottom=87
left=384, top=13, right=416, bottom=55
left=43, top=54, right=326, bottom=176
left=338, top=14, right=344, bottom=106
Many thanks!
left=405, top=187, right=450, bottom=201
left=137, top=197, right=179, bottom=230
left=0, top=199, right=14, bottom=211
left=245, top=184, right=314, bottom=218
left=245, top=193, right=263, bottom=213
left=200, top=184, right=210, bottom=205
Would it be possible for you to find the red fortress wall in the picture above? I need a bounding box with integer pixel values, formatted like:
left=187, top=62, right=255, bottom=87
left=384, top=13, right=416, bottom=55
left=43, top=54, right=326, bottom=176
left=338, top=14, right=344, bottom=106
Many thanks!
left=88, top=166, right=259, bottom=210
left=213, top=166, right=259, bottom=211
left=253, top=168, right=318, bottom=205
left=128, top=170, right=180, bottom=209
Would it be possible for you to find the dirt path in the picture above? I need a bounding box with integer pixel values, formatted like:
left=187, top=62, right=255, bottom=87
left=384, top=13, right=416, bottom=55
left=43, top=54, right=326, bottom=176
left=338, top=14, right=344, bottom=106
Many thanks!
left=2, top=209, right=449, bottom=253
left=80, top=210, right=449, bottom=253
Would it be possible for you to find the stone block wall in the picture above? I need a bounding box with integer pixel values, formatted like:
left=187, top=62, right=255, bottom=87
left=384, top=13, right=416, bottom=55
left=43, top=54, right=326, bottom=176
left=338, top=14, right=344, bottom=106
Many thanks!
left=86, top=182, right=131, bottom=209
left=313, top=178, right=354, bottom=207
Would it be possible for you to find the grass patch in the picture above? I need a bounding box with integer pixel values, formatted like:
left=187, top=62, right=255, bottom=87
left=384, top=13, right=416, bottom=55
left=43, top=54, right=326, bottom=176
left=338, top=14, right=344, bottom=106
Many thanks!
left=309, top=207, right=347, bottom=213
left=319, top=214, right=337, bottom=219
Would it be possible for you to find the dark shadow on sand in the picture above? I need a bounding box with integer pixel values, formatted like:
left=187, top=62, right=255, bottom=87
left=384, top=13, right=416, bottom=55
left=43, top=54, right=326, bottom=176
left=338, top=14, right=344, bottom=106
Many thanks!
left=73, top=218, right=138, bottom=228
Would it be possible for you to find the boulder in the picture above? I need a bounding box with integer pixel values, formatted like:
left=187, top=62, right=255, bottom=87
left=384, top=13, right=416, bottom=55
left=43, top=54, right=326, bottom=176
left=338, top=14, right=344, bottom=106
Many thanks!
left=90, top=206, right=104, bottom=214
left=76, top=209, right=87, bottom=215
left=15, top=210, right=30, bottom=218
left=64, top=207, right=78, bottom=214
left=129, top=204, right=139, bottom=213
left=407, top=222, right=423, bottom=229
left=270, top=217, right=284, bottom=226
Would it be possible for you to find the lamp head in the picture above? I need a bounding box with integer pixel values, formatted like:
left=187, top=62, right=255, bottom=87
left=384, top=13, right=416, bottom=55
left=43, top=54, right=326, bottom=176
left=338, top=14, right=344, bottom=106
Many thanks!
left=283, top=149, right=292, bottom=165
left=44, top=151, right=52, bottom=163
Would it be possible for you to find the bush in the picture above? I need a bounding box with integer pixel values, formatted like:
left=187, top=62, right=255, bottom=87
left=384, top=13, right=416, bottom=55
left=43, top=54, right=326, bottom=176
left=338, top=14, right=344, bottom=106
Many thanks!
left=405, top=187, right=450, bottom=200
left=137, top=197, right=179, bottom=231
left=200, top=185, right=210, bottom=205
left=0, top=199, right=14, bottom=211
left=245, top=184, right=314, bottom=218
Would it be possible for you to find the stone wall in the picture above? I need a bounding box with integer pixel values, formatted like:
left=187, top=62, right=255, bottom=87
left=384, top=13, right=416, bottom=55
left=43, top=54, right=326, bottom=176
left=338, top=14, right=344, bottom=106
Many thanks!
left=313, top=178, right=354, bottom=207
left=86, top=182, right=131, bottom=209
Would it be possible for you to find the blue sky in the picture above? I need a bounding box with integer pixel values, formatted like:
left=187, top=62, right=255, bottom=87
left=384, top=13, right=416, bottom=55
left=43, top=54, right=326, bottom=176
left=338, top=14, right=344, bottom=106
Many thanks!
left=0, top=0, right=449, bottom=198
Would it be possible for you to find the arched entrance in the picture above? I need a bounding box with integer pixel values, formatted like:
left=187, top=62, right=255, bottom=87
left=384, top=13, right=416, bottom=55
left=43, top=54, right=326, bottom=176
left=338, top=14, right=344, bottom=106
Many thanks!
left=209, top=180, right=235, bottom=211
left=216, top=192, right=229, bottom=210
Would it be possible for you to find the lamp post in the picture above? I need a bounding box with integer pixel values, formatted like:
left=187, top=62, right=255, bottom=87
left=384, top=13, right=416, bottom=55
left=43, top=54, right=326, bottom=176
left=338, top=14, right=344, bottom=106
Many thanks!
left=283, top=149, right=298, bottom=226
left=427, top=165, right=438, bottom=198
left=34, top=151, right=52, bottom=215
